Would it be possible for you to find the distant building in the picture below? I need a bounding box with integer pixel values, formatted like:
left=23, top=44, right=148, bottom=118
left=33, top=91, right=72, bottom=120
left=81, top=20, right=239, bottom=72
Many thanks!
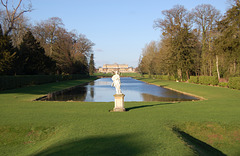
left=98, top=63, right=135, bottom=73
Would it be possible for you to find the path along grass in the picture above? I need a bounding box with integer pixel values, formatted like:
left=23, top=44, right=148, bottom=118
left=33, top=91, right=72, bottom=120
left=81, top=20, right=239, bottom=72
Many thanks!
left=0, top=77, right=240, bottom=155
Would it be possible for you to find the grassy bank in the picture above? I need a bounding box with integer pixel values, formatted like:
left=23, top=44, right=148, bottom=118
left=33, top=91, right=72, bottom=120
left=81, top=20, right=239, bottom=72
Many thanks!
left=0, top=77, right=240, bottom=155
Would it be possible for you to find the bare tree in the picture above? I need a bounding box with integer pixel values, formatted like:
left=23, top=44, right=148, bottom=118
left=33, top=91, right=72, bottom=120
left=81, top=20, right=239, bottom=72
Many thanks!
left=10, top=15, right=29, bottom=47
left=192, top=4, right=221, bottom=77
left=51, top=27, right=74, bottom=73
left=227, top=0, right=240, bottom=6
left=154, top=5, right=197, bottom=80
left=44, top=26, right=95, bottom=74
left=72, top=34, right=95, bottom=60
left=139, top=41, right=158, bottom=76
left=32, top=16, right=94, bottom=74
left=33, top=17, right=64, bottom=56
left=154, top=5, right=190, bottom=37
left=1, top=0, right=32, bottom=36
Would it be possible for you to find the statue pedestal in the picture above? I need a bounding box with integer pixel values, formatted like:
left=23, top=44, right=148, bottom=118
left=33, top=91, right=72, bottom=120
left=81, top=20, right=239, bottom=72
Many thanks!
left=113, top=94, right=125, bottom=112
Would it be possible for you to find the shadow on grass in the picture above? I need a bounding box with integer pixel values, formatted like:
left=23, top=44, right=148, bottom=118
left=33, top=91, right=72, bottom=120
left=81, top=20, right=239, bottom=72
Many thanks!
left=34, top=133, right=148, bottom=156
left=173, top=127, right=227, bottom=156
left=126, top=103, right=175, bottom=111
left=0, top=80, right=91, bottom=95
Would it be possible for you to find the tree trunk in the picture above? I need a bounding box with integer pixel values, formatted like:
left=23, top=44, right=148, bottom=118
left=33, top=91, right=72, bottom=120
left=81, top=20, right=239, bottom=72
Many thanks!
left=209, top=59, right=212, bottom=76
left=186, top=70, right=189, bottom=80
left=177, top=68, right=182, bottom=81
left=233, top=61, right=236, bottom=75
left=216, top=55, right=220, bottom=80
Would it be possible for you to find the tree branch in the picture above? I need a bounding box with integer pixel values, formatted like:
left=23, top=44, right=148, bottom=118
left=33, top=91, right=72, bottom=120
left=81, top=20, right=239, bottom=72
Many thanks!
left=1, top=0, right=32, bottom=35
left=0, top=0, right=7, bottom=7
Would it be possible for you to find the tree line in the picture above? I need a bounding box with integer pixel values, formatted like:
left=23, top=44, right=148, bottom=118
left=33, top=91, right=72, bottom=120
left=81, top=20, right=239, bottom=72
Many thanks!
left=0, top=0, right=95, bottom=75
left=138, top=0, right=240, bottom=81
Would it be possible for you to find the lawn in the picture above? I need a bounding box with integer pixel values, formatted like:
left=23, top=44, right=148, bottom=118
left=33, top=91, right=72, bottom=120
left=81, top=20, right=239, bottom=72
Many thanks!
left=0, top=77, right=240, bottom=155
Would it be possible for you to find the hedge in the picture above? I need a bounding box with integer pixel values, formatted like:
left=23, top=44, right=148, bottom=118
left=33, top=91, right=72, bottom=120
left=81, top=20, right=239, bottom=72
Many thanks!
left=199, top=76, right=219, bottom=85
left=152, top=75, right=175, bottom=81
left=142, top=74, right=175, bottom=80
left=143, top=74, right=151, bottom=78
left=228, top=77, right=240, bottom=90
left=189, top=76, right=219, bottom=86
left=0, top=74, right=89, bottom=91
left=218, top=82, right=228, bottom=88
left=189, top=76, right=198, bottom=84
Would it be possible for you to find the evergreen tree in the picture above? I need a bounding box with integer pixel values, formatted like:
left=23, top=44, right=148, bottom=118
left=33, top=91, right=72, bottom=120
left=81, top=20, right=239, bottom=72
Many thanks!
left=172, top=25, right=198, bottom=80
left=17, top=31, right=55, bottom=75
left=89, top=54, right=95, bottom=75
left=0, top=24, right=16, bottom=75
left=215, top=0, right=240, bottom=77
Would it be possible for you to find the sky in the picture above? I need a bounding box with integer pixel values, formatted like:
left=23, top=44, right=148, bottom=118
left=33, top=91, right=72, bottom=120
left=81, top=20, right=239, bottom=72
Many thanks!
left=24, top=0, right=229, bottom=67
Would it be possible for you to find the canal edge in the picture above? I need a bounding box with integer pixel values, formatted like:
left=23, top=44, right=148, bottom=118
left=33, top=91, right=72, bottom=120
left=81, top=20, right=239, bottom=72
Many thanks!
left=135, top=78, right=206, bottom=101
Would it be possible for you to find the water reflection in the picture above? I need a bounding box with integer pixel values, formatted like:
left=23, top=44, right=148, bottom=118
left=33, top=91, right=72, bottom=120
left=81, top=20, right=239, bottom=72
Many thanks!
left=141, top=93, right=194, bottom=102
left=43, top=77, right=198, bottom=102
left=47, top=86, right=88, bottom=101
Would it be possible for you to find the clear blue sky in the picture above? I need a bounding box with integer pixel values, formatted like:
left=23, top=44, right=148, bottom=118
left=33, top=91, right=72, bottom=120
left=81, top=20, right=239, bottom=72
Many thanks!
left=28, top=0, right=228, bottom=68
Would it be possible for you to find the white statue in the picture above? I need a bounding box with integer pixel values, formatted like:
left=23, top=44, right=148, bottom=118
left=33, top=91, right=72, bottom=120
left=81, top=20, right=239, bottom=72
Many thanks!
left=111, top=71, right=122, bottom=94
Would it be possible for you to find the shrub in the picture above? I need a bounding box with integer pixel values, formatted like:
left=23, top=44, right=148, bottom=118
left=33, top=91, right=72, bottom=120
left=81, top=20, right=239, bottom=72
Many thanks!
left=228, top=77, right=240, bottom=90
left=154, top=75, right=175, bottom=81
left=168, top=76, right=175, bottom=81
left=210, top=76, right=219, bottom=86
left=155, top=75, right=167, bottom=80
left=189, top=76, right=199, bottom=84
left=199, top=76, right=207, bottom=85
left=143, top=74, right=150, bottom=78
left=141, top=74, right=176, bottom=81
left=199, top=76, right=219, bottom=86
left=218, top=82, right=228, bottom=88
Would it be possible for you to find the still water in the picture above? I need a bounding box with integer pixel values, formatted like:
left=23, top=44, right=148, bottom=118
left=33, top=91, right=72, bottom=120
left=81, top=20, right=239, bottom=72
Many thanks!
left=43, top=77, right=198, bottom=102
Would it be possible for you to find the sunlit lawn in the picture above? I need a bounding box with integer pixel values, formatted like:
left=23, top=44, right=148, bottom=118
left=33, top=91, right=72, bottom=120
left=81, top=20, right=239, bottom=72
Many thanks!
left=0, top=77, right=240, bottom=155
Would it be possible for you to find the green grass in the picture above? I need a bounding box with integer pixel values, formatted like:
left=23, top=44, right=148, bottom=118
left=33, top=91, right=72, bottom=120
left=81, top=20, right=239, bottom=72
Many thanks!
left=0, top=77, right=240, bottom=155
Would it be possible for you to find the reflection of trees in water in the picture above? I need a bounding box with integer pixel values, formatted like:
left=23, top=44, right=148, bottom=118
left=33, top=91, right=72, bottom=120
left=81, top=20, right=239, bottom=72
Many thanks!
left=141, top=93, right=191, bottom=102
left=43, top=78, right=198, bottom=102
left=89, top=81, right=95, bottom=86
left=90, top=87, right=94, bottom=99
left=161, top=89, right=195, bottom=99
left=94, top=79, right=112, bottom=86
left=47, top=86, right=88, bottom=101
left=162, top=89, right=181, bottom=97
left=89, top=81, right=95, bottom=99
left=72, top=87, right=87, bottom=101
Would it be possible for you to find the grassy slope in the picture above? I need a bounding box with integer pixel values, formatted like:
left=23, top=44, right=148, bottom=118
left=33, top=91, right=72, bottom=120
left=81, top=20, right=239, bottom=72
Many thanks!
left=136, top=78, right=240, bottom=155
left=0, top=77, right=239, bottom=155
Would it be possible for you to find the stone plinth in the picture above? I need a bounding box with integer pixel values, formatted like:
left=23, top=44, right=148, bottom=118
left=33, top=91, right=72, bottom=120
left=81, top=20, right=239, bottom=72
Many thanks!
left=113, top=94, right=125, bottom=112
